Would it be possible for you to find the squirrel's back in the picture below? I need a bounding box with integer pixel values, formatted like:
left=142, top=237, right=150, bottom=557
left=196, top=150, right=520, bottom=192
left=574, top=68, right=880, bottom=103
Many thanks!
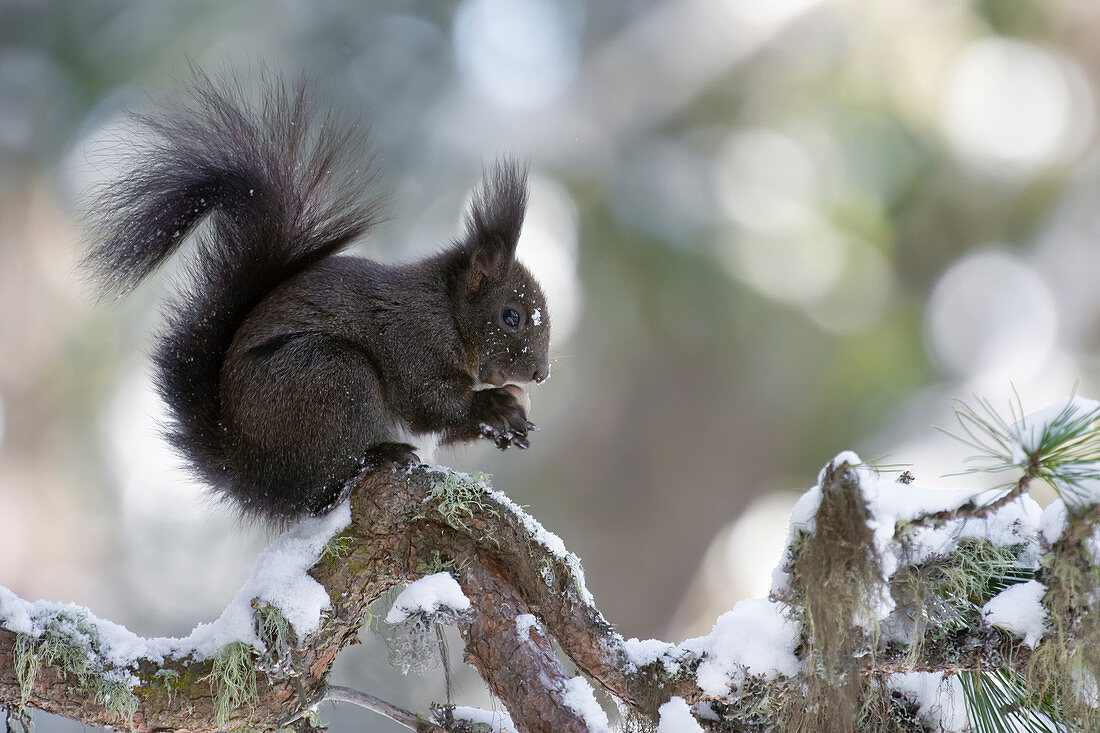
left=84, top=72, right=381, bottom=508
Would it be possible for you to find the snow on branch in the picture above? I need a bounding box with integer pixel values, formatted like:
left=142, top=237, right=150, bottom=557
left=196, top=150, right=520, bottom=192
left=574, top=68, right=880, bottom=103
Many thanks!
left=1, top=396, right=1100, bottom=731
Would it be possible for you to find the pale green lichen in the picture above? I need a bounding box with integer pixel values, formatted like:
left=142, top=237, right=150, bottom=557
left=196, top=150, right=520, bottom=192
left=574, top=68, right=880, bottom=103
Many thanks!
left=205, top=641, right=258, bottom=729
left=892, top=538, right=1028, bottom=666
left=535, top=553, right=587, bottom=607
left=255, top=603, right=297, bottom=679
left=154, top=668, right=180, bottom=706
left=428, top=472, right=500, bottom=541
left=778, top=461, right=883, bottom=731
left=932, top=539, right=1025, bottom=607
left=96, top=677, right=139, bottom=726
left=321, top=529, right=354, bottom=561
left=13, top=634, right=37, bottom=711
left=257, top=605, right=294, bottom=658
left=388, top=613, right=446, bottom=676
left=13, top=615, right=138, bottom=727
left=856, top=681, right=928, bottom=732
left=416, top=549, right=469, bottom=578
left=1025, top=523, right=1100, bottom=730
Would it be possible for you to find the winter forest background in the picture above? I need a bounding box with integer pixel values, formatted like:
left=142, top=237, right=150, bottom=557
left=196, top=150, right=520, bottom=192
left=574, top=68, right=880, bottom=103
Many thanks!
left=4, top=0, right=1100, bottom=730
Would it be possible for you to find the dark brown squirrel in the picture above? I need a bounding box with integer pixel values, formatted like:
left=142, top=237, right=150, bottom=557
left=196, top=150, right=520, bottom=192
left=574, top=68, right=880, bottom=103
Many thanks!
left=83, top=72, right=551, bottom=523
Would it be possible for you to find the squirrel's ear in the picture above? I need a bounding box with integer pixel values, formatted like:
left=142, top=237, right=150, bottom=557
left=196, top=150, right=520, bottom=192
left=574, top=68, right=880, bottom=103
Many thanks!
left=460, top=159, right=528, bottom=291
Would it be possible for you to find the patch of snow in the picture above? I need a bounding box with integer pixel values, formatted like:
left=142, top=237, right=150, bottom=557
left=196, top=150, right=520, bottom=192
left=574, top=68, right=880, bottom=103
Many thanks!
left=888, top=672, right=970, bottom=732
left=515, top=613, right=538, bottom=640
left=1053, top=471, right=1100, bottom=511
left=693, top=701, right=720, bottom=721
left=684, top=598, right=801, bottom=696
left=623, top=637, right=679, bottom=673
left=386, top=572, right=471, bottom=624
left=787, top=485, right=823, bottom=534
left=982, top=579, right=1048, bottom=648
left=774, top=448, right=1047, bottom=641
left=560, top=676, right=611, bottom=732
left=0, top=500, right=352, bottom=679
left=450, top=706, right=518, bottom=733
left=882, top=484, right=1040, bottom=572
left=856, top=455, right=1038, bottom=571
left=1040, top=498, right=1068, bottom=545
left=487, top=487, right=597, bottom=607
left=532, top=308, right=542, bottom=326
left=188, top=499, right=352, bottom=655
left=819, top=450, right=863, bottom=484
left=657, top=696, right=704, bottom=733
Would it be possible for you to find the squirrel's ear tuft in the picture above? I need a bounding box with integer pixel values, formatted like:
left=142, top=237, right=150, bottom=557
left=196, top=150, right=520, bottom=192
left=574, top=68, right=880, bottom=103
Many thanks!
left=461, top=159, right=529, bottom=289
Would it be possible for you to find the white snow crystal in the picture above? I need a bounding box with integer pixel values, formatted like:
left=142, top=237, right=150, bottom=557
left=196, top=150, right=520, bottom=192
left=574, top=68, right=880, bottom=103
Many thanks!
left=1040, top=498, right=1068, bottom=545
left=0, top=586, right=158, bottom=671
left=386, top=572, right=471, bottom=624
left=532, top=308, right=542, bottom=326
left=450, top=706, right=517, bottom=733
left=560, top=676, right=611, bottom=732
left=657, top=697, right=704, bottom=733
left=888, top=672, right=970, bottom=732
left=515, top=613, right=538, bottom=640
left=982, top=579, right=1048, bottom=648
left=787, top=484, right=823, bottom=534
left=684, top=598, right=801, bottom=696
left=623, top=637, right=678, bottom=672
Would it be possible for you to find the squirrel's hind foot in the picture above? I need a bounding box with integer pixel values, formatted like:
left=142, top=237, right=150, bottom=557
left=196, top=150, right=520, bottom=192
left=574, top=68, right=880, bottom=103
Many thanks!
left=361, top=442, right=422, bottom=470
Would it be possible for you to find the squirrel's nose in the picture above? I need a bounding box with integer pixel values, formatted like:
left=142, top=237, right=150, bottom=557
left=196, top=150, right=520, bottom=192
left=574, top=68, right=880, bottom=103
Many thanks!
left=532, top=362, right=550, bottom=384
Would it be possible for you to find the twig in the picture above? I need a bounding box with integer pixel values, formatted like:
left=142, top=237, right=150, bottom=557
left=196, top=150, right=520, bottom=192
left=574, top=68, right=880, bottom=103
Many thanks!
left=904, top=458, right=1036, bottom=531
left=325, top=686, right=444, bottom=732
left=275, top=688, right=327, bottom=729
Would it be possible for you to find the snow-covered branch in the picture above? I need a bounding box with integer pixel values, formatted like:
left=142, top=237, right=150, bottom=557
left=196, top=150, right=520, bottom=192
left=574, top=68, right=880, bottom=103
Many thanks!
left=2, top=397, right=1100, bottom=731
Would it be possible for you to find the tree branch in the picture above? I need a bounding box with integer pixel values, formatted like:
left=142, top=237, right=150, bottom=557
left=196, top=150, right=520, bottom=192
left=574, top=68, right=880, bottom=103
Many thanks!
left=2, top=448, right=1097, bottom=732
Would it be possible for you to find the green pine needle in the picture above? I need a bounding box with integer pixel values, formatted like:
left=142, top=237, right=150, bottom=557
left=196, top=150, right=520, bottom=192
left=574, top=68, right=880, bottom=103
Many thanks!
left=941, top=392, right=1100, bottom=508
left=960, top=669, right=1061, bottom=733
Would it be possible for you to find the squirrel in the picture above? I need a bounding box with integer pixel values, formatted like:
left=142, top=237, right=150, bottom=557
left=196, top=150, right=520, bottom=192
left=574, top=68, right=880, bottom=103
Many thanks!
left=83, top=72, right=551, bottom=523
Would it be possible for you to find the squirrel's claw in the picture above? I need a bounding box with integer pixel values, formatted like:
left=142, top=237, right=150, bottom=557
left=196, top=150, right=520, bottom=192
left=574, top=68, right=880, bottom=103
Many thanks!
left=475, top=386, right=534, bottom=451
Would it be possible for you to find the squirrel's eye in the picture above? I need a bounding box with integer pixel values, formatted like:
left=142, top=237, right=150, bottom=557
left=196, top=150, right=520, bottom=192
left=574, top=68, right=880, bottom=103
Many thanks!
left=502, top=307, right=521, bottom=329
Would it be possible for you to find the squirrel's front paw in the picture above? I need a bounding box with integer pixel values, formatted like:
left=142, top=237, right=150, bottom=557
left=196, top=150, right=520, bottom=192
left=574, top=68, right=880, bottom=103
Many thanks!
left=473, top=385, right=537, bottom=450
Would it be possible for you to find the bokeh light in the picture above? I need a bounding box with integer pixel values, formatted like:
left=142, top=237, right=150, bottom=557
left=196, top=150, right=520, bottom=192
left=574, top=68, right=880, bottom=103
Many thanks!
left=453, top=0, right=583, bottom=110
left=926, top=248, right=1058, bottom=380
left=714, top=128, right=819, bottom=234
left=938, top=37, right=1094, bottom=175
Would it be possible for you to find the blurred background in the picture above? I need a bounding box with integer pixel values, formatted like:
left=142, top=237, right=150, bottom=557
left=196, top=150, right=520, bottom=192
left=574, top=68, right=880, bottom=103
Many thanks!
left=4, top=0, right=1100, bottom=729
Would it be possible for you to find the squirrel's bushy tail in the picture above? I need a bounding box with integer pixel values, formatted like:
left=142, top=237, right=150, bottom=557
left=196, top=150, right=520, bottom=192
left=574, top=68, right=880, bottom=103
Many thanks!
left=84, top=70, right=379, bottom=493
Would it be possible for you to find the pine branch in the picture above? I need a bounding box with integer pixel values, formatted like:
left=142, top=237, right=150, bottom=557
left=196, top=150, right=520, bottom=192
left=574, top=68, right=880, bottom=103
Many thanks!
left=2, top=402, right=1100, bottom=732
